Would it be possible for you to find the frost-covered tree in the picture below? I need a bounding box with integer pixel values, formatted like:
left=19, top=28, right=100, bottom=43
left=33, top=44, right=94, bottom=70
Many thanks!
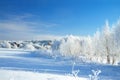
left=111, top=20, right=120, bottom=64
left=82, top=36, right=94, bottom=60
left=93, top=30, right=103, bottom=62
left=52, top=40, right=61, bottom=51
left=101, top=20, right=112, bottom=64
left=92, top=20, right=120, bottom=65
left=59, top=35, right=81, bottom=57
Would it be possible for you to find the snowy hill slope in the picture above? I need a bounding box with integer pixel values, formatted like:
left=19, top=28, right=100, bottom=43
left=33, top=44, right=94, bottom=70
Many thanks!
left=0, top=49, right=120, bottom=80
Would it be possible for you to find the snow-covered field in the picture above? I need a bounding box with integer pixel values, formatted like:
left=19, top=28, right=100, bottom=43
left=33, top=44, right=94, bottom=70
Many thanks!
left=0, top=48, right=87, bottom=80
left=0, top=69, right=87, bottom=80
left=0, top=48, right=120, bottom=80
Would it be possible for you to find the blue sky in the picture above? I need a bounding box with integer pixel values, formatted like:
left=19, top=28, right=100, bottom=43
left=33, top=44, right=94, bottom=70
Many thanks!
left=0, top=0, right=120, bottom=40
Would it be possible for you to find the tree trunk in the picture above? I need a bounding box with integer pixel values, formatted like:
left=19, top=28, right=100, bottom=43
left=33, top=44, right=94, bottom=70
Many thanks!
left=112, top=56, right=115, bottom=65
left=106, top=43, right=110, bottom=64
left=107, top=55, right=110, bottom=64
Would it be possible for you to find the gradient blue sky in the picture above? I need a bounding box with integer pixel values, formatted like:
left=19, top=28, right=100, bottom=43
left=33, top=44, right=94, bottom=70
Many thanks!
left=0, top=0, right=120, bottom=40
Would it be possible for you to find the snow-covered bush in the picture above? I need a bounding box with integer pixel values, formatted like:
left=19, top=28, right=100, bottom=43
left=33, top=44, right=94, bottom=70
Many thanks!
left=71, top=62, right=80, bottom=78
left=66, top=62, right=80, bottom=80
left=24, top=44, right=35, bottom=50
left=2, top=41, right=11, bottom=48
left=89, top=70, right=101, bottom=80
left=12, top=44, right=18, bottom=49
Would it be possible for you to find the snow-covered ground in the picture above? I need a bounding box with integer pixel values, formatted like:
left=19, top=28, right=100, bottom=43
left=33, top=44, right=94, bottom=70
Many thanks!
left=0, top=48, right=120, bottom=80
left=0, top=69, right=87, bottom=80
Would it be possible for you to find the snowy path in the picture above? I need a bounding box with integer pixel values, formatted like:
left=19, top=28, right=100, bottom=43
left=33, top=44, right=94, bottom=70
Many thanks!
left=0, top=48, right=120, bottom=80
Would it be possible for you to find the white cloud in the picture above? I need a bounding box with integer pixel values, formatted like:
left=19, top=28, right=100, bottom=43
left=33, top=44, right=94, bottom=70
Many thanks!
left=0, top=15, right=61, bottom=40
